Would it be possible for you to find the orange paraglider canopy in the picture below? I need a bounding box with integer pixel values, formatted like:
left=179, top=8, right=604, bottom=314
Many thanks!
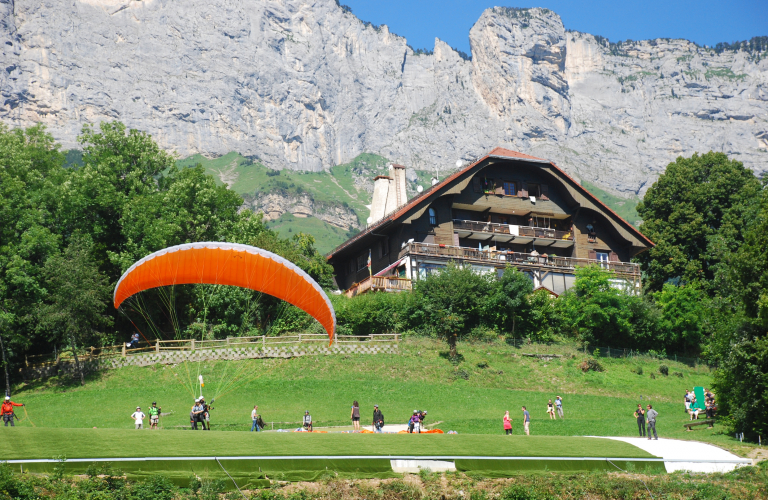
left=113, top=242, right=335, bottom=340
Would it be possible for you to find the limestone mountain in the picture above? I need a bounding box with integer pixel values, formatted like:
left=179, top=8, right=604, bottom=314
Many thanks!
left=1, top=0, right=766, bottom=198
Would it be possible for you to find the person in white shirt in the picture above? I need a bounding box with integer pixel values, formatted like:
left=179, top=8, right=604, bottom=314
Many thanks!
left=303, top=410, right=313, bottom=431
left=130, top=406, right=146, bottom=429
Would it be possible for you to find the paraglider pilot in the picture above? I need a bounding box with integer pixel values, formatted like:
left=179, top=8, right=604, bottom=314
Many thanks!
left=1, top=396, right=24, bottom=427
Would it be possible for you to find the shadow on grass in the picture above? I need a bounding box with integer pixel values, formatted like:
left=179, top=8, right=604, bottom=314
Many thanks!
left=15, top=368, right=108, bottom=393
left=439, top=351, right=465, bottom=366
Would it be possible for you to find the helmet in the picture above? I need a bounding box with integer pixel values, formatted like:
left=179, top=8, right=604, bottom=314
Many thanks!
left=4, top=396, right=10, bottom=400
left=152, top=401, right=157, bottom=405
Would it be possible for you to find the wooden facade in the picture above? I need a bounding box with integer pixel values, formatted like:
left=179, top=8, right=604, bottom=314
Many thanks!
left=327, top=148, right=653, bottom=295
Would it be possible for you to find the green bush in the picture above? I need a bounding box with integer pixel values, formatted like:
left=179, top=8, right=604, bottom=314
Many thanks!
left=659, top=365, right=669, bottom=376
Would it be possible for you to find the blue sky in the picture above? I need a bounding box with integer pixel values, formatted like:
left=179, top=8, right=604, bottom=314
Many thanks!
left=343, top=0, right=767, bottom=54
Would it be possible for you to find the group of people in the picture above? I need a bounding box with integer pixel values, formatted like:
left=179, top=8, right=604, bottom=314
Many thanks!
left=685, top=388, right=716, bottom=420
left=190, top=397, right=213, bottom=430
left=633, top=404, right=660, bottom=439
left=130, top=402, right=162, bottom=429
left=1, top=396, right=24, bottom=427
left=502, top=397, right=563, bottom=435
left=408, top=410, right=428, bottom=433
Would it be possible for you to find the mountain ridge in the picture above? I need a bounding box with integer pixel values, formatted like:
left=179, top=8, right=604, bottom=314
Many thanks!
left=1, top=0, right=766, bottom=197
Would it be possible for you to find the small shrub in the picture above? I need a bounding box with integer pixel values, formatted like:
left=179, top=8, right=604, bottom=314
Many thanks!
left=650, top=373, right=656, bottom=379
left=674, top=372, right=684, bottom=378
left=580, top=359, right=604, bottom=372
left=659, top=365, right=669, bottom=376
left=418, top=467, right=433, bottom=482
left=635, top=366, right=644, bottom=375
left=477, top=361, right=489, bottom=369
left=455, top=369, right=470, bottom=380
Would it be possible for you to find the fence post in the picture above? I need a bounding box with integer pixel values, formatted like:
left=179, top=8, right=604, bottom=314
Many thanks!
left=122, top=343, right=126, bottom=358
left=298, top=334, right=302, bottom=343
left=155, top=340, right=160, bottom=353
left=226, top=337, right=230, bottom=345
left=191, top=339, right=195, bottom=351
left=262, top=336, right=265, bottom=349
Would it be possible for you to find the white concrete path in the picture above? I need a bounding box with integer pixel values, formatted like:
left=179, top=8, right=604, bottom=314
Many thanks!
left=604, top=437, right=751, bottom=473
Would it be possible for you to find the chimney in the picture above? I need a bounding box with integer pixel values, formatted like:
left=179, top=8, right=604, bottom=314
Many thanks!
left=389, top=164, right=407, bottom=207
left=369, top=175, right=392, bottom=224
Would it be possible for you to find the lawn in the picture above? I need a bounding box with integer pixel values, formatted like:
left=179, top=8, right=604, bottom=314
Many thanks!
left=0, top=428, right=654, bottom=460
left=10, top=338, right=747, bottom=455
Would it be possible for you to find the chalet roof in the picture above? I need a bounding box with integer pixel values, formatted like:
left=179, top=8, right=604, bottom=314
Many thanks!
left=327, top=147, right=653, bottom=258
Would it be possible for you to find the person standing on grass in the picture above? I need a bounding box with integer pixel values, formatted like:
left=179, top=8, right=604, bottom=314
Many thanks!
left=372, top=404, right=384, bottom=433
left=351, top=401, right=361, bottom=431
left=251, top=405, right=261, bottom=432
left=130, top=406, right=146, bottom=429
left=547, top=400, right=555, bottom=420
left=555, top=396, right=564, bottom=419
left=522, top=406, right=530, bottom=435
left=191, top=398, right=203, bottom=430
left=1, top=396, right=24, bottom=427
left=148, top=402, right=161, bottom=430
left=646, top=404, right=658, bottom=440
left=503, top=411, right=512, bottom=435
left=634, top=404, right=646, bottom=437
left=303, top=410, right=313, bottom=431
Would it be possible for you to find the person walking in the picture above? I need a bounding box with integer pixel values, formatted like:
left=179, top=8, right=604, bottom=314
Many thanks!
left=646, top=404, right=658, bottom=440
left=130, top=406, right=146, bottom=430
left=503, top=411, right=512, bottom=435
left=555, top=396, right=564, bottom=419
left=522, top=406, right=530, bottom=436
left=372, top=404, right=384, bottom=433
left=351, top=401, right=360, bottom=431
left=251, top=405, right=261, bottom=432
left=634, top=404, right=646, bottom=437
left=547, top=400, right=555, bottom=420
left=1, top=396, right=24, bottom=427
left=148, top=402, right=161, bottom=430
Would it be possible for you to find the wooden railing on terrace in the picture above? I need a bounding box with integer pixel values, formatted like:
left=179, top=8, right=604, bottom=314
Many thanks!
left=345, top=275, right=413, bottom=298
left=399, top=242, right=640, bottom=276
left=453, top=219, right=573, bottom=240
left=23, top=334, right=400, bottom=366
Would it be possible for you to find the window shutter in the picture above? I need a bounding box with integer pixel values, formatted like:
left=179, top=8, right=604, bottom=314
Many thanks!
left=453, top=233, right=460, bottom=246
left=519, top=181, right=529, bottom=198
left=588, top=250, right=597, bottom=260
left=540, top=184, right=549, bottom=200
left=495, top=182, right=504, bottom=195
left=472, top=176, right=481, bottom=193
left=609, top=251, right=620, bottom=262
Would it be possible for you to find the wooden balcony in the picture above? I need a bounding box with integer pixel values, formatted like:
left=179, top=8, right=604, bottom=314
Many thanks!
left=452, top=219, right=574, bottom=248
left=345, top=275, right=413, bottom=298
left=399, top=242, right=640, bottom=278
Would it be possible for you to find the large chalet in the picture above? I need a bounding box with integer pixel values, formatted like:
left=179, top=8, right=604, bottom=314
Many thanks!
left=327, top=148, right=653, bottom=296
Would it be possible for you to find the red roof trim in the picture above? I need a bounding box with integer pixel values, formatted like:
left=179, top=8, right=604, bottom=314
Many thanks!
left=326, top=147, right=653, bottom=258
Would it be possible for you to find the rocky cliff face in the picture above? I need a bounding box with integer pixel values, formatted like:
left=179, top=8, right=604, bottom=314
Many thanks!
left=1, top=1, right=766, bottom=196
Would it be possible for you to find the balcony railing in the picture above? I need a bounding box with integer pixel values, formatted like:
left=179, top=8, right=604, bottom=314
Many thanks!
left=452, top=219, right=573, bottom=240
left=345, top=275, right=413, bottom=298
left=399, top=242, right=640, bottom=277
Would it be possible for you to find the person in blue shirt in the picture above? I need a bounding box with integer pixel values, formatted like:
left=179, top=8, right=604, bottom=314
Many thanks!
left=522, top=406, right=530, bottom=435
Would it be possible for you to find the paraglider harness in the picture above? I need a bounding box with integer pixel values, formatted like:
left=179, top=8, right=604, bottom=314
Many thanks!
left=256, top=414, right=266, bottom=431
left=201, top=400, right=214, bottom=430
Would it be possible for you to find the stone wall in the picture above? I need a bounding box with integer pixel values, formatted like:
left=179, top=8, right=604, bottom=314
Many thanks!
left=21, top=343, right=399, bottom=380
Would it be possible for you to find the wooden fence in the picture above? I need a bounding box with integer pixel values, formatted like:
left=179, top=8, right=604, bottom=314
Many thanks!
left=25, top=334, right=401, bottom=367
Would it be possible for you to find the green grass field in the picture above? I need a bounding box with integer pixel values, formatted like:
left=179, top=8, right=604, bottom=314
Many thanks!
left=8, top=338, right=739, bottom=455
left=0, top=428, right=654, bottom=460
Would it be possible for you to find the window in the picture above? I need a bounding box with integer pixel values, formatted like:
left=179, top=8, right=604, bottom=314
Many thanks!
left=503, top=181, right=517, bottom=196
left=357, top=253, right=369, bottom=271
left=482, top=177, right=495, bottom=194
left=527, top=184, right=541, bottom=198
left=428, top=208, right=437, bottom=226
left=380, top=237, right=389, bottom=257
left=347, top=259, right=356, bottom=275
left=596, top=252, right=610, bottom=268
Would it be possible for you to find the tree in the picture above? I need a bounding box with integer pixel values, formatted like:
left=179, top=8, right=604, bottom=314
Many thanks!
left=483, top=266, right=533, bottom=336
left=36, top=236, right=113, bottom=385
left=636, top=152, right=761, bottom=294
left=556, top=266, right=634, bottom=347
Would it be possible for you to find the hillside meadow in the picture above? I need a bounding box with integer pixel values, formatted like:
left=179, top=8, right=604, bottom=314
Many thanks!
left=10, top=338, right=745, bottom=453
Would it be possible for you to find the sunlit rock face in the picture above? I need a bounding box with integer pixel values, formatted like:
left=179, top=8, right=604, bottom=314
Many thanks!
left=1, top=1, right=766, bottom=195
